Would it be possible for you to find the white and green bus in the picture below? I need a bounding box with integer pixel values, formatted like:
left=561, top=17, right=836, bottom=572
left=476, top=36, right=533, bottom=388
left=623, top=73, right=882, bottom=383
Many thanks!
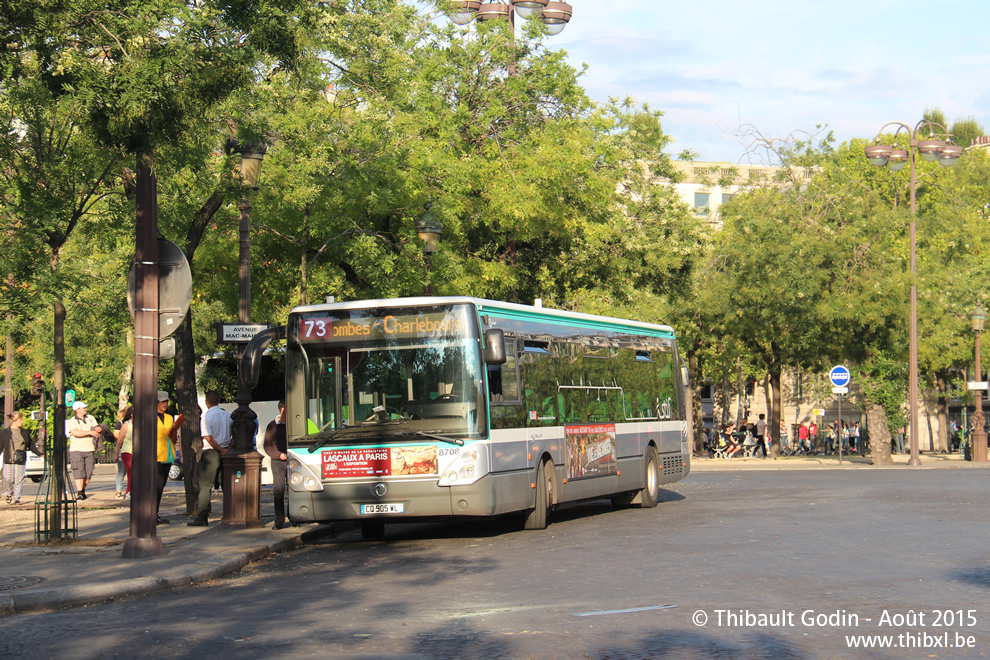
left=278, top=297, right=689, bottom=537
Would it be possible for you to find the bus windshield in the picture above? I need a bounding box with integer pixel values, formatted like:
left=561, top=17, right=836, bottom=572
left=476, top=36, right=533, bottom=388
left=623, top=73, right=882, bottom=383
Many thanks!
left=288, top=304, right=485, bottom=446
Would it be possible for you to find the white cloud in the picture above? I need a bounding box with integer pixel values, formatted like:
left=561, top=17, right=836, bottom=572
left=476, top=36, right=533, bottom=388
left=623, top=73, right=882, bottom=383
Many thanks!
left=552, top=0, right=990, bottom=161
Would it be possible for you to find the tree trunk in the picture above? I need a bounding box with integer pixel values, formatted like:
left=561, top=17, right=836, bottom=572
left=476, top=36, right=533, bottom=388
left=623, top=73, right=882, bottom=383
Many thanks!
left=867, top=403, right=893, bottom=465
left=300, top=223, right=309, bottom=306
left=769, top=369, right=782, bottom=457
left=720, top=363, right=730, bottom=426
left=935, top=373, right=948, bottom=452
left=173, top=313, right=202, bottom=515
left=50, top=300, right=68, bottom=539
left=735, top=357, right=743, bottom=425
left=171, top=189, right=224, bottom=515
left=118, top=328, right=133, bottom=410
left=687, top=350, right=703, bottom=452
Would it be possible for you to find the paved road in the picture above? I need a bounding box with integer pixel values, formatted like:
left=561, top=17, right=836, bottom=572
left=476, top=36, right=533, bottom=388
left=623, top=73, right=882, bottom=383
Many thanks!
left=1, top=470, right=988, bottom=659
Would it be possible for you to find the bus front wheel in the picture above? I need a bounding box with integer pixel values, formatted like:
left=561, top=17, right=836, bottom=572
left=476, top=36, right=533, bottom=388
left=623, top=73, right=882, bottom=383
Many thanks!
left=522, top=460, right=553, bottom=530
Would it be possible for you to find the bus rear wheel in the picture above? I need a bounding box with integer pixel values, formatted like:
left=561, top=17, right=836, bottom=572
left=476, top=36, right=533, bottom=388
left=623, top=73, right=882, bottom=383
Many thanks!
left=522, top=460, right=553, bottom=530
left=634, top=447, right=660, bottom=509
left=361, top=520, right=386, bottom=539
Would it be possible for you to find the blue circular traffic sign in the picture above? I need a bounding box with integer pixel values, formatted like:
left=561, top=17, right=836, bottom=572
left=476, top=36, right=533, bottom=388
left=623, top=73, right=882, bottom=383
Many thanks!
left=829, top=365, right=851, bottom=388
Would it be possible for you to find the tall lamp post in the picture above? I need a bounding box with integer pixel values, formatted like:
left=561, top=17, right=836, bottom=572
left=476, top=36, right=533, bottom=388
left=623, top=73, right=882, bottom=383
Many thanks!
left=226, top=140, right=267, bottom=324
left=971, top=303, right=987, bottom=463
left=865, top=121, right=961, bottom=466
left=222, top=139, right=267, bottom=528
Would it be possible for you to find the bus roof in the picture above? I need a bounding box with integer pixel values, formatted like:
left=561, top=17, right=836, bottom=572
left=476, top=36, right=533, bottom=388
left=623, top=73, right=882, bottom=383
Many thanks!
left=289, top=297, right=675, bottom=338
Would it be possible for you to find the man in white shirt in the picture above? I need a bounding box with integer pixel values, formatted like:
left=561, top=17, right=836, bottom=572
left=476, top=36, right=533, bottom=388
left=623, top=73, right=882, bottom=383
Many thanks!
left=755, top=413, right=768, bottom=458
left=188, top=390, right=231, bottom=526
left=66, top=402, right=101, bottom=499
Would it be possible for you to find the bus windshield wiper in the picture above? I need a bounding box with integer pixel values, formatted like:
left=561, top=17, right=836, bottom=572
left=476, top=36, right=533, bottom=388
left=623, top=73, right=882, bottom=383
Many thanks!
left=414, top=430, right=464, bottom=446
left=307, top=427, right=373, bottom=453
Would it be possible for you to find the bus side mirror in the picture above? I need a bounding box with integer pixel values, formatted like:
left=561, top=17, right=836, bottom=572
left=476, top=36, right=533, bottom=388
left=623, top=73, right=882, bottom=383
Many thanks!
left=483, top=329, right=506, bottom=365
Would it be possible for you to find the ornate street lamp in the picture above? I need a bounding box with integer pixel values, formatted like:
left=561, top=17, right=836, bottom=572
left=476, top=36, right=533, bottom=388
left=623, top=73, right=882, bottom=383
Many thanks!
left=865, top=120, right=961, bottom=466
left=223, top=138, right=268, bottom=528
left=415, top=201, right=443, bottom=295
left=415, top=201, right=443, bottom=254
left=448, top=0, right=572, bottom=34
left=971, top=303, right=987, bottom=462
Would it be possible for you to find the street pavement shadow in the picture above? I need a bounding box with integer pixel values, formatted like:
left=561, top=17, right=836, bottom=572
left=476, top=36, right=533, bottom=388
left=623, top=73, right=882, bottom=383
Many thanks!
left=947, top=566, right=990, bottom=588
left=587, top=629, right=808, bottom=659
left=318, top=488, right=687, bottom=543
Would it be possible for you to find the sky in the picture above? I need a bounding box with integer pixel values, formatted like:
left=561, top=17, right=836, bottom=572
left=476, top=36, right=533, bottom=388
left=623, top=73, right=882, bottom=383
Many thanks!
left=548, top=0, right=990, bottom=164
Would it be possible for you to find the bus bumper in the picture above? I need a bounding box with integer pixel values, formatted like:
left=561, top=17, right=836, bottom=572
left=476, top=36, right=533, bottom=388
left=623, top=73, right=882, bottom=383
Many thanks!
left=289, top=475, right=499, bottom=523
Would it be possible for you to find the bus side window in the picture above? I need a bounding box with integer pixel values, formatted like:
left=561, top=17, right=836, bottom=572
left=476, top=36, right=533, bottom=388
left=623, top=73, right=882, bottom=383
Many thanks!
left=488, top=338, right=519, bottom=403
left=655, top=350, right=679, bottom=420
left=520, top=341, right=556, bottom=427
left=617, top=348, right=659, bottom=420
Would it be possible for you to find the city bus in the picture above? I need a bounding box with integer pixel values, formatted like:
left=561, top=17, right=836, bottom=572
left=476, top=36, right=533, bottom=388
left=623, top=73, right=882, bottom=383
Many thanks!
left=278, top=297, right=689, bottom=537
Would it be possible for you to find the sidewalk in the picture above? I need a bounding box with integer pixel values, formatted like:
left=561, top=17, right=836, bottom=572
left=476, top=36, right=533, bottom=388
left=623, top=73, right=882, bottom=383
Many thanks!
left=690, top=450, right=983, bottom=471
left=0, top=482, right=347, bottom=617
left=2, top=452, right=984, bottom=617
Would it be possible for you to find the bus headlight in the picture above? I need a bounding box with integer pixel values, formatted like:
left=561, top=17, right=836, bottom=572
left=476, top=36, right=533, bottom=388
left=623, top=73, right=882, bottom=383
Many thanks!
left=438, top=444, right=488, bottom=487
left=288, top=454, right=324, bottom=492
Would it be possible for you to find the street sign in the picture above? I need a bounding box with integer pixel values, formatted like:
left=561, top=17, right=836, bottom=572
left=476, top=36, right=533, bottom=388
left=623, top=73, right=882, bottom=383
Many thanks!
left=812, top=408, right=825, bottom=416
left=217, top=322, right=271, bottom=344
left=832, top=386, right=849, bottom=395
left=30, top=410, right=48, bottom=421
left=829, top=365, right=851, bottom=388
left=65, top=389, right=75, bottom=406
left=126, top=239, right=193, bottom=338
left=968, top=381, right=990, bottom=391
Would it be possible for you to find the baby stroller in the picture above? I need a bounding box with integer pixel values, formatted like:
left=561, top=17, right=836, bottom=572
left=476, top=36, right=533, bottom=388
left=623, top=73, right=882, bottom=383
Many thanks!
left=742, top=431, right=762, bottom=458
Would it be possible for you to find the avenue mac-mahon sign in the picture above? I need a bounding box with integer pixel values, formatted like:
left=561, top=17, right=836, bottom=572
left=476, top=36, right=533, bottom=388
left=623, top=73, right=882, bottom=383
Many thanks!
left=217, top=322, right=271, bottom=344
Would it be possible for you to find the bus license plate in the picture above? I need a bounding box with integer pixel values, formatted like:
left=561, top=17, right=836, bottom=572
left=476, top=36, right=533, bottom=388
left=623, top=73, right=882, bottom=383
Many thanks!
left=360, top=503, right=404, bottom=514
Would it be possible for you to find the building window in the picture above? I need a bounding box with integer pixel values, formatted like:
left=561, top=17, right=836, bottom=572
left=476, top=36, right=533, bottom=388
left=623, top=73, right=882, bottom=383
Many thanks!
left=720, top=193, right=734, bottom=205
left=792, top=370, right=802, bottom=400
left=694, top=192, right=710, bottom=215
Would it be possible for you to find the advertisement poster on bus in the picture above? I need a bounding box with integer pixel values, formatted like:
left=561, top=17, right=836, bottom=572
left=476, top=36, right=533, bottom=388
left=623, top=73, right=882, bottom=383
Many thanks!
left=565, top=423, right=617, bottom=480
left=323, top=446, right=438, bottom=478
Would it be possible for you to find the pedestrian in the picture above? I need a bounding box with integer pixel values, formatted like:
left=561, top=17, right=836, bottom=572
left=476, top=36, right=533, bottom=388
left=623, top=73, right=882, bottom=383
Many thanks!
left=895, top=426, right=905, bottom=454
left=113, top=406, right=134, bottom=499
left=808, top=420, right=818, bottom=453
left=155, top=391, right=181, bottom=524
left=850, top=421, right=861, bottom=453
left=264, top=399, right=288, bottom=529
left=754, top=413, right=768, bottom=457
left=2, top=412, right=38, bottom=505
left=724, top=423, right=743, bottom=458
left=187, top=390, right=230, bottom=527
left=798, top=421, right=809, bottom=454
left=66, top=401, right=101, bottom=500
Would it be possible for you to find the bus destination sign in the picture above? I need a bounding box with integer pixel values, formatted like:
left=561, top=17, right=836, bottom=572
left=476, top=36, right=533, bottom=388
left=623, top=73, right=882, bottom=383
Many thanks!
left=298, top=312, right=467, bottom=342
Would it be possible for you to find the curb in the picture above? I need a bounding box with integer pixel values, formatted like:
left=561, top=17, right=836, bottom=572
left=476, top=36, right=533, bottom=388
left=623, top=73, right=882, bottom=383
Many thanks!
left=689, top=458, right=987, bottom=471
left=0, top=523, right=338, bottom=616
